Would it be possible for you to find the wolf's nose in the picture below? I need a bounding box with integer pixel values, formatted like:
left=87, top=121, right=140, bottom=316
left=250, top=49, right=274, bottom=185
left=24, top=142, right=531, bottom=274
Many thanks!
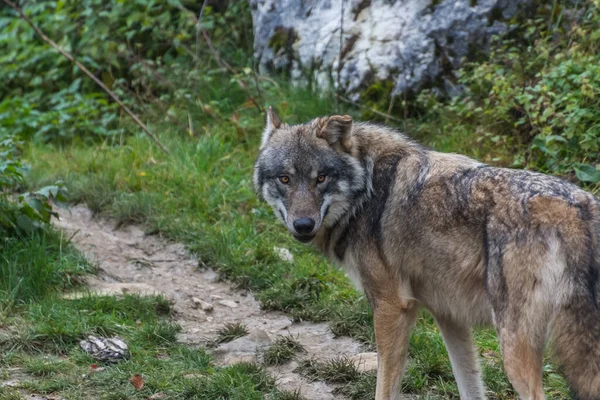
left=293, top=218, right=315, bottom=235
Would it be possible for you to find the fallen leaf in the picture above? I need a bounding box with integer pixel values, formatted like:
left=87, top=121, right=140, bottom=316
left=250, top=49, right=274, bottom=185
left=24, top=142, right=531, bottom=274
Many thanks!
left=90, top=364, right=98, bottom=370
left=130, top=374, right=144, bottom=390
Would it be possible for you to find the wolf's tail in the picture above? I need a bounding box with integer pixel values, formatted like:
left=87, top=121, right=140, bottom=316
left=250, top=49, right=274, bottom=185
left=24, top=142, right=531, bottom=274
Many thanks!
left=552, top=286, right=600, bottom=398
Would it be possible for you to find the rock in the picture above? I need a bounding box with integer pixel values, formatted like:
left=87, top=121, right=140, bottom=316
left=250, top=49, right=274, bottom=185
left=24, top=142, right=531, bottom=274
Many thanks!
left=192, top=297, right=214, bottom=312
left=80, top=335, right=129, bottom=362
left=148, top=393, right=168, bottom=400
left=213, top=330, right=272, bottom=365
left=350, top=352, right=378, bottom=372
left=273, top=246, right=294, bottom=262
left=63, top=283, right=165, bottom=299
left=217, top=299, right=238, bottom=308
left=210, top=294, right=224, bottom=300
left=249, top=0, right=533, bottom=98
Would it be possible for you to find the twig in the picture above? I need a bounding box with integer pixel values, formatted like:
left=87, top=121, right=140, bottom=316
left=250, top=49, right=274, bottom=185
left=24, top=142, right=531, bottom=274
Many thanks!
left=337, top=0, right=345, bottom=93
left=195, top=0, right=209, bottom=64
left=201, top=30, right=264, bottom=114
left=2, top=0, right=170, bottom=155
left=385, top=94, right=395, bottom=125
left=194, top=0, right=208, bottom=93
left=335, top=94, right=404, bottom=123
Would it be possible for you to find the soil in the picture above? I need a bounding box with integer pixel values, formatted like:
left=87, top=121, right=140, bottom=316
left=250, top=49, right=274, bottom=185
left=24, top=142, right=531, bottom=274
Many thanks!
left=52, top=205, right=375, bottom=399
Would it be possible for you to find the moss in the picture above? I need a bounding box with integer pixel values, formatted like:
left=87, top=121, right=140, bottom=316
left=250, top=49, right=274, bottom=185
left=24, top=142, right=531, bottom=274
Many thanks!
left=358, top=79, right=401, bottom=121
left=268, top=26, right=297, bottom=54
left=427, top=0, right=443, bottom=13
left=487, top=6, right=506, bottom=26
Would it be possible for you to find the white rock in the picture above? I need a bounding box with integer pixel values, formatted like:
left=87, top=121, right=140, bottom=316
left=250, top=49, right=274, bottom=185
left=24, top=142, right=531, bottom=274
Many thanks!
left=63, top=283, right=165, bottom=299
left=273, top=246, right=294, bottom=263
left=249, top=0, right=530, bottom=97
left=350, top=352, right=378, bottom=373
left=217, top=300, right=238, bottom=308
left=192, top=297, right=214, bottom=312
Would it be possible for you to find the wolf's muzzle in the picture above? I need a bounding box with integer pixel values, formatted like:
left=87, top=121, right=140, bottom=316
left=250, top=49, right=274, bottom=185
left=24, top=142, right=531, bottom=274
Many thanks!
left=292, top=218, right=316, bottom=242
left=293, top=218, right=315, bottom=234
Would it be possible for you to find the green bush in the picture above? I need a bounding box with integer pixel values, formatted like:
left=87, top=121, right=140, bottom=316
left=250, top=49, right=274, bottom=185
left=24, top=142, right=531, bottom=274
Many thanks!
left=1, top=134, right=66, bottom=233
left=0, top=0, right=253, bottom=144
left=414, top=0, right=600, bottom=188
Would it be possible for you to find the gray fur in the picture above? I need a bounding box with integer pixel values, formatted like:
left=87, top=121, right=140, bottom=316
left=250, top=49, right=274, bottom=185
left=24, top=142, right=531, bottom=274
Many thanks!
left=254, top=112, right=600, bottom=400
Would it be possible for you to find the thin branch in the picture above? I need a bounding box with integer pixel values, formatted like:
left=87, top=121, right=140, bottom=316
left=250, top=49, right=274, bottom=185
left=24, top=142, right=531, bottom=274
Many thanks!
left=337, top=0, right=345, bottom=93
left=335, top=94, right=404, bottom=124
left=194, top=0, right=208, bottom=94
left=3, top=0, right=170, bottom=155
left=385, top=94, right=395, bottom=125
left=195, top=0, right=209, bottom=64
left=201, top=30, right=264, bottom=114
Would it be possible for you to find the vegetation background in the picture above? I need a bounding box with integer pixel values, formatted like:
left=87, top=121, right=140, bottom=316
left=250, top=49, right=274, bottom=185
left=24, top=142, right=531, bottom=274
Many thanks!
left=0, top=0, right=599, bottom=398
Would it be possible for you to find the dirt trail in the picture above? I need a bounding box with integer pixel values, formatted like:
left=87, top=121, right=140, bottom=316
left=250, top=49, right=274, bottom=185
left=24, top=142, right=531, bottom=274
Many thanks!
left=54, top=205, right=375, bottom=399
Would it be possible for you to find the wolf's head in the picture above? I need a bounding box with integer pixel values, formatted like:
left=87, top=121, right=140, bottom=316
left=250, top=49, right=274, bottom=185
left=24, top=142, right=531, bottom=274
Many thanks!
left=253, top=107, right=369, bottom=243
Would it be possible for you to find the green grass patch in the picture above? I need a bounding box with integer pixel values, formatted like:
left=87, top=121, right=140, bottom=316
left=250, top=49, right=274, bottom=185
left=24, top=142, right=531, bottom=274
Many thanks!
left=0, top=229, right=91, bottom=306
left=295, top=357, right=361, bottom=384
left=216, top=323, right=249, bottom=344
left=0, top=293, right=299, bottom=399
left=262, top=335, right=305, bottom=366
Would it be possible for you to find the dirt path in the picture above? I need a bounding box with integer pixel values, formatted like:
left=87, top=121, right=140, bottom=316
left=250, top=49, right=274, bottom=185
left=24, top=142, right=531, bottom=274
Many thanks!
left=54, top=205, right=375, bottom=399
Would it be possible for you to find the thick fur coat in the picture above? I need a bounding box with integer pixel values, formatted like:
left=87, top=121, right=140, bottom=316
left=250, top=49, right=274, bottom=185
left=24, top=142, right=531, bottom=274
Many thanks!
left=253, top=108, right=600, bottom=400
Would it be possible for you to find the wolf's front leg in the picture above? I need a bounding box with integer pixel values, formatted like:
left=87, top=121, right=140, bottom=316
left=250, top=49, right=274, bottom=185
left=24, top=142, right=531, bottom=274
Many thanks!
left=374, top=298, right=418, bottom=400
left=436, top=318, right=485, bottom=400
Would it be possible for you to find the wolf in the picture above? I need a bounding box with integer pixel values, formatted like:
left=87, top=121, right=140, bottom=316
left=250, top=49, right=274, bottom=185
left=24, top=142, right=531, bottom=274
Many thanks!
left=253, top=107, right=600, bottom=400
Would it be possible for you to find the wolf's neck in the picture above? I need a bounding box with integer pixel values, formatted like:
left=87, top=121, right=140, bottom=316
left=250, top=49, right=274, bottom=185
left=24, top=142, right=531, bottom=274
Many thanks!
left=314, top=128, right=425, bottom=259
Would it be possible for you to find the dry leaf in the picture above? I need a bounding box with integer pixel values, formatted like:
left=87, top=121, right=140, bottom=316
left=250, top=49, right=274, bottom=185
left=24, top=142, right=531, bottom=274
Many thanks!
left=130, top=374, right=144, bottom=390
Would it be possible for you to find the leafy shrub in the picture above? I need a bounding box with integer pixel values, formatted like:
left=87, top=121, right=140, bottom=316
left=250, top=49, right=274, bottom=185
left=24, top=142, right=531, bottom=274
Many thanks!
left=414, top=0, right=600, bottom=188
left=0, top=0, right=254, bottom=144
left=0, top=134, right=66, bottom=233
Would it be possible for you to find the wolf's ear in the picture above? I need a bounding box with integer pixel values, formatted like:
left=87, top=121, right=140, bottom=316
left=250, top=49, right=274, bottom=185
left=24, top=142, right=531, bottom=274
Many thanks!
left=317, top=115, right=353, bottom=152
left=260, top=106, right=282, bottom=149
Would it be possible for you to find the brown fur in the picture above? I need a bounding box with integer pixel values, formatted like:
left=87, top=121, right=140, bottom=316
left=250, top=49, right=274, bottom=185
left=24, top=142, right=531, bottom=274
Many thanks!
left=254, top=110, right=600, bottom=399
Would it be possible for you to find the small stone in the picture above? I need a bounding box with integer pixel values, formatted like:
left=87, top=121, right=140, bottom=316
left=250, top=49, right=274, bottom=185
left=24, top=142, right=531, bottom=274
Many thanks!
left=350, top=352, right=378, bottom=373
left=63, top=283, right=165, bottom=299
left=192, top=297, right=213, bottom=312
left=210, top=294, right=223, bottom=300
left=183, top=373, right=203, bottom=380
left=273, top=246, right=294, bottom=262
left=217, top=300, right=238, bottom=308
left=148, top=393, right=168, bottom=400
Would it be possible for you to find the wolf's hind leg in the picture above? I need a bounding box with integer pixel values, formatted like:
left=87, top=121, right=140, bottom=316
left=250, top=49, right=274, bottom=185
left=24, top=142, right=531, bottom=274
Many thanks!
left=374, top=298, right=418, bottom=400
left=436, top=319, right=485, bottom=400
left=497, top=325, right=545, bottom=400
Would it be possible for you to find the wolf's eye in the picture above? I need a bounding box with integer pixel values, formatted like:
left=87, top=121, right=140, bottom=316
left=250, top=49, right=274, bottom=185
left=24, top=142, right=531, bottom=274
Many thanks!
left=279, top=176, right=290, bottom=184
left=317, top=174, right=326, bottom=183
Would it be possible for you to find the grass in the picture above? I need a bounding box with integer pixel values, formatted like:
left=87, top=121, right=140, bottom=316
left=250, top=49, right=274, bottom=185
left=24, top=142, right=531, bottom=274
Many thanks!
left=0, top=229, right=91, bottom=306
left=295, top=357, right=361, bottom=384
left=262, top=335, right=305, bottom=366
left=0, top=293, right=300, bottom=399
left=216, top=323, right=249, bottom=344
left=0, top=231, right=296, bottom=399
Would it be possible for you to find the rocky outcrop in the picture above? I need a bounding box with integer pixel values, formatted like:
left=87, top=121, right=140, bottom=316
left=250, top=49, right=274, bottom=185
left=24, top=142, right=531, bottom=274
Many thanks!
left=249, top=0, right=531, bottom=98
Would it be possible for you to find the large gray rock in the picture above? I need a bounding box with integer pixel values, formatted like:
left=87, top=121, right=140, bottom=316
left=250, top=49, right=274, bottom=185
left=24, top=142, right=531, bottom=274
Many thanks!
left=249, top=0, right=531, bottom=98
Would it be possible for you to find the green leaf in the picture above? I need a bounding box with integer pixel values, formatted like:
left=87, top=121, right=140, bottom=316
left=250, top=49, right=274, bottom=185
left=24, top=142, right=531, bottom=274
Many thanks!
left=574, top=164, right=600, bottom=183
